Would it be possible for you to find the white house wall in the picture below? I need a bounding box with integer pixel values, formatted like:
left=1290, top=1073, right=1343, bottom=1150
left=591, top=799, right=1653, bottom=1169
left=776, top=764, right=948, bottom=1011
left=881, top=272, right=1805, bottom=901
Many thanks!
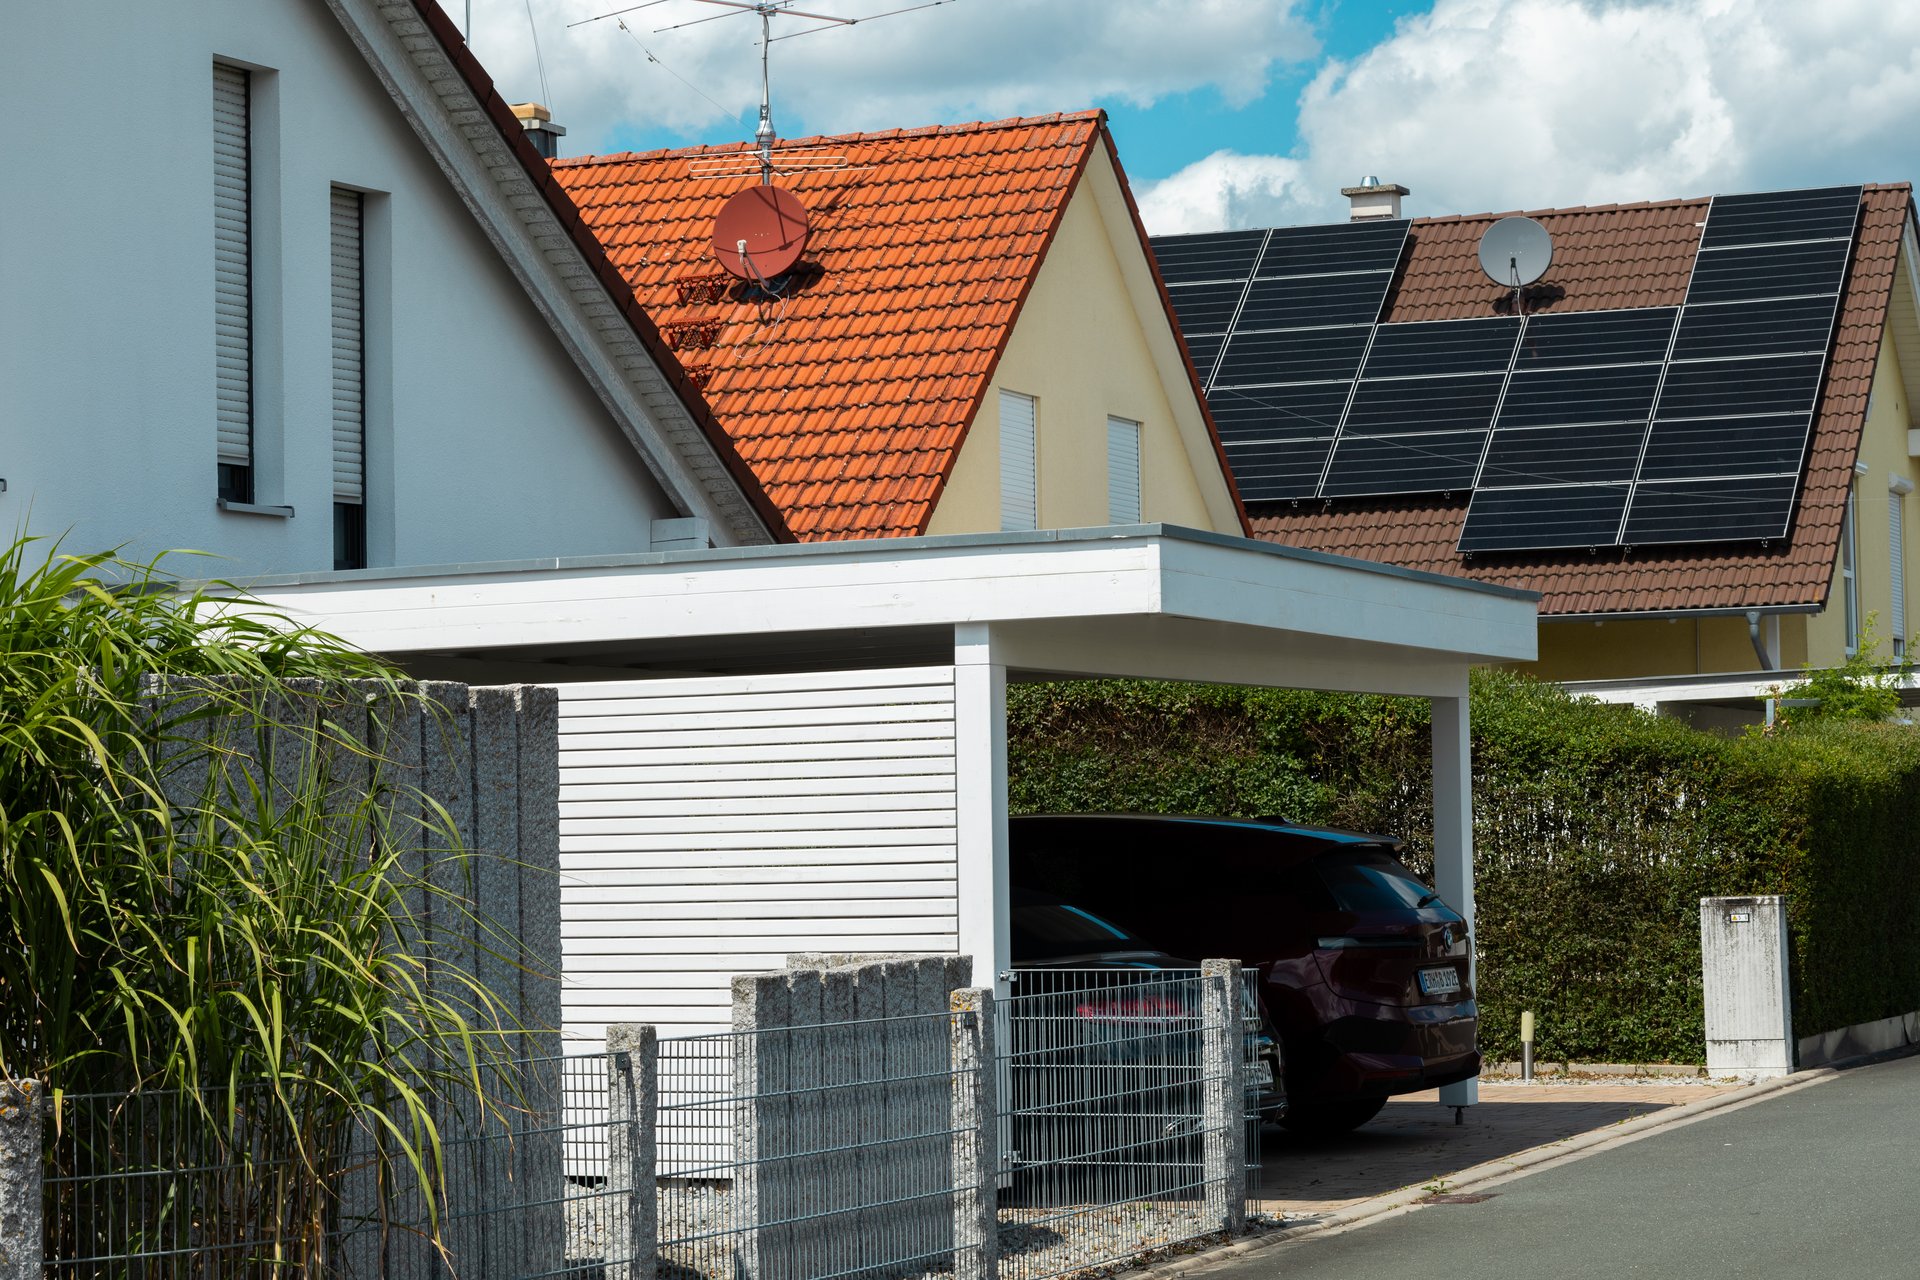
left=0, top=2, right=687, bottom=576
left=556, top=667, right=961, bottom=1045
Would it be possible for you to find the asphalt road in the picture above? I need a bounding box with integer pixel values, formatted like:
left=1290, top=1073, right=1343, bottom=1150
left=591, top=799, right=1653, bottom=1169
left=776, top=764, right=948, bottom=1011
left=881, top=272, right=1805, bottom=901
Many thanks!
left=1214, top=1053, right=1920, bottom=1280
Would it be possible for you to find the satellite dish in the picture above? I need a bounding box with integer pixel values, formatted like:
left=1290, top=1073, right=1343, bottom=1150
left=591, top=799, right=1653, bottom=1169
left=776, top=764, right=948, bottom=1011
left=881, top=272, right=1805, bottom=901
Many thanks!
left=1478, top=215, right=1553, bottom=287
left=712, top=184, right=811, bottom=282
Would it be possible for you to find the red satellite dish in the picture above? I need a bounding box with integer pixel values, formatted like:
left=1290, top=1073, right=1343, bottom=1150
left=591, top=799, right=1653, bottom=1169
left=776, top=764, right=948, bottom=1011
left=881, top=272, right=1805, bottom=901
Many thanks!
left=712, top=184, right=811, bottom=281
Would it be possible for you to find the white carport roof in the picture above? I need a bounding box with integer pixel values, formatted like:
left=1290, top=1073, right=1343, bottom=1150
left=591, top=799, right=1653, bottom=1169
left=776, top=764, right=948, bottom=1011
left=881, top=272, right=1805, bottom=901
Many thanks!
left=241, top=525, right=1535, bottom=1106
left=239, top=525, right=1536, bottom=691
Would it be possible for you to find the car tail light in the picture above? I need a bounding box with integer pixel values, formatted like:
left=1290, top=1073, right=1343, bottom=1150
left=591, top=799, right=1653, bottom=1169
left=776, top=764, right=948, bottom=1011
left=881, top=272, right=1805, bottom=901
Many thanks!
left=1072, top=993, right=1189, bottom=1021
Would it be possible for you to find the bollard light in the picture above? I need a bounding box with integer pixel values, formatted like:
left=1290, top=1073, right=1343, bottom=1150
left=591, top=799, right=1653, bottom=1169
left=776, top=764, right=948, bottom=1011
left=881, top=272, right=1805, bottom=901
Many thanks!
left=1520, top=1010, right=1536, bottom=1082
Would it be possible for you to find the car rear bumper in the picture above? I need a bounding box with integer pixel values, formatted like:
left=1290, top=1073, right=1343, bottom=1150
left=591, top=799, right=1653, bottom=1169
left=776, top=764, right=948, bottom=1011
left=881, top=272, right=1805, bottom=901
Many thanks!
left=1287, top=997, right=1480, bottom=1101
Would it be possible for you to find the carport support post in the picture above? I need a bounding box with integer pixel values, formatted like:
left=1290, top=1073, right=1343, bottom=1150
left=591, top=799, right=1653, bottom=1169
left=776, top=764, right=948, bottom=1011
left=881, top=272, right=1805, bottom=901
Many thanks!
left=954, top=624, right=1010, bottom=997
left=1431, top=693, right=1479, bottom=1109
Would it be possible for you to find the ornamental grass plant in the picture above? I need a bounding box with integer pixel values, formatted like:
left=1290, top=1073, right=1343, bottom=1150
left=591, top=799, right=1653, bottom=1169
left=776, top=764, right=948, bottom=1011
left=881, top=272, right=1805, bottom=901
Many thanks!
left=0, top=537, right=526, bottom=1269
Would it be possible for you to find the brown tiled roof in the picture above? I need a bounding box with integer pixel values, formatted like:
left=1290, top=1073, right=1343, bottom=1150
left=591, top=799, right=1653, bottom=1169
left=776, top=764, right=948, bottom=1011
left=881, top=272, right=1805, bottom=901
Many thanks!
left=550, top=114, right=1119, bottom=540
left=1249, top=185, right=1913, bottom=616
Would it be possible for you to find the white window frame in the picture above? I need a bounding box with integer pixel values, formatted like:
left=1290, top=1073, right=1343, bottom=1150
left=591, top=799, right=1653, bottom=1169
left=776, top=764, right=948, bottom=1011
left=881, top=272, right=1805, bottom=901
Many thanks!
left=999, top=389, right=1038, bottom=532
left=1106, top=416, right=1141, bottom=524
left=331, top=186, right=368, bottom=569
left=1893, top=482, right=1910, bottom=658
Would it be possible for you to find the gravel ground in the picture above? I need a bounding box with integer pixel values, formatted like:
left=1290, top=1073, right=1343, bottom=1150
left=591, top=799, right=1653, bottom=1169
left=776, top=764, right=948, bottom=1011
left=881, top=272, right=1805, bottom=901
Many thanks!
left=560, top=1180, right=1237, bottom=1280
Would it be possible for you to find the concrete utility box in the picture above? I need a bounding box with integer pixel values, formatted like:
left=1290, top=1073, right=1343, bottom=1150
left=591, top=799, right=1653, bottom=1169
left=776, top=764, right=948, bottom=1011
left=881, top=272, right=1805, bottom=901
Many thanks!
left=1701, top=896, right=1794, bottom=1078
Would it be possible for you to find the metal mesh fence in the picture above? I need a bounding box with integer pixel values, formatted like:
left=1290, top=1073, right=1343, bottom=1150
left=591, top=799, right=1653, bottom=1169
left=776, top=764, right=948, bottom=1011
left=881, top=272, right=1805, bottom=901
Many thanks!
left=653, top=1010, right=982, bottom=1280
left=996, top=969, right=1222, bottom=1280
left=43, top=1083, right=326, bottom=1278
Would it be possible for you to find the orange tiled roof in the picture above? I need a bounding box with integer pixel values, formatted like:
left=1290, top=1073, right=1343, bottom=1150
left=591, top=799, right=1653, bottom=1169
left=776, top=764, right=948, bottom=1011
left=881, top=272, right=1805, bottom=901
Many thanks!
left=551, top=113, right=1111, bottom=540
left=1249, top=185, right=1913, bottom=616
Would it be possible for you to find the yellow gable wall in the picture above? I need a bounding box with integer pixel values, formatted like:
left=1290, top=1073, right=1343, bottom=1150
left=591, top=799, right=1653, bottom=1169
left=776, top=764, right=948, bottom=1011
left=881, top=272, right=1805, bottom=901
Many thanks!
left=1805, top=326, right=1916, bottom=667
left=924, top=146, right=1243, bottom=537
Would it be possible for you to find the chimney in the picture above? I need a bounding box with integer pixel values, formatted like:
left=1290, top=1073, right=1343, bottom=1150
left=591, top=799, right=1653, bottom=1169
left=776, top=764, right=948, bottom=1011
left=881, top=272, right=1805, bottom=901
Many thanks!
left=1341, top=175, right=1409, bottom=222
left=509, top=102, right=567, bottom=160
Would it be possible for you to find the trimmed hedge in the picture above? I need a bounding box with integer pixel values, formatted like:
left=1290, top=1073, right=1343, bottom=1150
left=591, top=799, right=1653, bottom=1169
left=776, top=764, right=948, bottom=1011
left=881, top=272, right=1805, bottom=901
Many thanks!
left=1006, top=670, right=1920, bottom=1064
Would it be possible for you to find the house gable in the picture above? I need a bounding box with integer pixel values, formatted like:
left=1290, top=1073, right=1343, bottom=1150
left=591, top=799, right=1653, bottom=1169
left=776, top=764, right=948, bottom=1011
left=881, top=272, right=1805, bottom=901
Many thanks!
left=925, top=144, right=1243, bottom=535
left=0, top=0, right=777, bottom=580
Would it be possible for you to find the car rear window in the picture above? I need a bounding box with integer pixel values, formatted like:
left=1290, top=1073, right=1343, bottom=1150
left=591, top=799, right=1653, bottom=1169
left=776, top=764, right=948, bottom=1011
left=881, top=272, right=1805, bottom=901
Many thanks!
left=1011, top=903, right=1146, bottom=960
left=1312, top=850, right=1442, bottom=912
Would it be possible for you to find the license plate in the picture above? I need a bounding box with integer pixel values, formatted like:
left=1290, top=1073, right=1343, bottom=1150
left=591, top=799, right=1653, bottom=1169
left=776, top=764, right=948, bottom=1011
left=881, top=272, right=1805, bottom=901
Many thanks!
left=1418, top=966, right=1462, bottom=996
left=1248, top=1060, right=1274, bottom=1088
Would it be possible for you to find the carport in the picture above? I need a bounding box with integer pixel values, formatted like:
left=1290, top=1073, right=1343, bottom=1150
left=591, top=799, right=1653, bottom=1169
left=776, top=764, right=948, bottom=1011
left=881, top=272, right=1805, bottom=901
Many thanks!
left=246, top=525, right=1536, bottom=1108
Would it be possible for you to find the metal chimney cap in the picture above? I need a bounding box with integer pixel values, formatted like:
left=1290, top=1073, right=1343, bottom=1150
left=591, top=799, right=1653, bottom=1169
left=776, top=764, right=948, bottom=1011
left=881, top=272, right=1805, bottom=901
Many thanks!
left=1341, top=178, right=1410, bottom=197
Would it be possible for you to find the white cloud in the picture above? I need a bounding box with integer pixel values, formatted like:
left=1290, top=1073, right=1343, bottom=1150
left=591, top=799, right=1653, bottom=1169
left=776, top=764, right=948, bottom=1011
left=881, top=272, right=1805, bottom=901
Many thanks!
left=467, top=0, right=1316, bottom=153
left=1135, top=0, right=1920, bottom=234
left=1134, top=151, right=1313, bottom=236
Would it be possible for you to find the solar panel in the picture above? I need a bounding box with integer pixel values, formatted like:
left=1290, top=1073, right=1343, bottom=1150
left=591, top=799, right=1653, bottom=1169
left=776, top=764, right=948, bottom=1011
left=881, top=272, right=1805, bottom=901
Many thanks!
left=1213, top=326, right=1372, bottom=387
left=1256, top=221, right=1409, bottom=277
left=1165, top=281, right=1248, bottom=333
left=1653, top=354, right=1827, bottom=418
left=1343, top=374, right=1506, bottom=436
left=1621, top=474, right=1802, bottom=545
left=1457, top=485, right=1631, bottom=553
left=1478, top=421, right=1647, bottom=487
left=1685, top=239, right=1854, bottom=304
left=1152, top=187, right=1860, bottom=549
left=1637, top=414, right=1812, bottom=480
left=1514, top=308, right=1677, bottom=368
left=1496, top=364, right=1664, bottom=429
left=1670, top=296, right=1840, bottom=361
left=1236, top=275, right=1395, bottom=330
left=1208, top=384, right=1352, bottom=442
left=1359, top=317, right=1522, bottom=378
left=1322, top=432, right=1485, bottom=497
left=1698, top=186, right=1863, bottom=250
left=1152, top=229, right=1267, bottom=285
left=1223, top=438, right=1335, bottom=501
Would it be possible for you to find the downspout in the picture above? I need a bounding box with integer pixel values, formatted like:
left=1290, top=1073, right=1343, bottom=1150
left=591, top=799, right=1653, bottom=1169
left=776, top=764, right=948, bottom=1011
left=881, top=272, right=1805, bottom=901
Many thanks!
left=1746, top=610, right=1772, bottom=671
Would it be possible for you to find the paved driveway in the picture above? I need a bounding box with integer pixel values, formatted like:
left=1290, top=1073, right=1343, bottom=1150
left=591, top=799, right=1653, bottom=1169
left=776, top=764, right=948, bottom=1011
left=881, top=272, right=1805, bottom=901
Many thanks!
left=1254, top=1078, right=1744, bottom=1218
left=1219, top=1054, right=1920, bottom=1279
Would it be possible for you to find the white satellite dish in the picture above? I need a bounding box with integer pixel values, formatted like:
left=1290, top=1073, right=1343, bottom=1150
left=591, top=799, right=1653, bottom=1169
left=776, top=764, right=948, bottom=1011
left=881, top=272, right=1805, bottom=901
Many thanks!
left=1478, top=216, right=1554, bottom=288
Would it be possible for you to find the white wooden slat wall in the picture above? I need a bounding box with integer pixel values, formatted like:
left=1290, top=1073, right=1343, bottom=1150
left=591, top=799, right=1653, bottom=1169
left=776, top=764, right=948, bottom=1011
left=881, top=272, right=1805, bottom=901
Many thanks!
left=212, top=63, right=252, bottom=467
left=556, top=666, right=960, bottom=1045
left=1000, top=389, right=1038, bottom=531
left=330, top=188, right=365, bottom=503
left=1107, top=416, right=1141, bottom=523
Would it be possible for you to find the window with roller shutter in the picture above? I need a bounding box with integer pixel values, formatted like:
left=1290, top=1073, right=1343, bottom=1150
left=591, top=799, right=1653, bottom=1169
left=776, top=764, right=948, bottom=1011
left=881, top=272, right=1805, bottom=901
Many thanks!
left=213, top=63, right=252, bottom=502
left=331, top=187, right=367, bottom=569
left=999, top=389, right=1037, bottom=532
left=1107, top=416, right=1141, bottom=523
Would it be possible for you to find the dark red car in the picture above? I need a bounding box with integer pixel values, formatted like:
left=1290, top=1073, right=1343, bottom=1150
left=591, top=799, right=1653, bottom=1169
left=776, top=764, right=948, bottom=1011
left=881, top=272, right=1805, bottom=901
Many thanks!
left=1011, top=814, right=1478, bottom=1135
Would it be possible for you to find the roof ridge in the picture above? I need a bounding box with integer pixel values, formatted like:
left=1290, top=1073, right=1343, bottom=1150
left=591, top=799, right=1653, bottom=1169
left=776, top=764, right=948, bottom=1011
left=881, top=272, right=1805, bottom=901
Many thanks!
left=554, top=109, right=1106, bottom=169
left=1412, top=180, right=1912, bottom=229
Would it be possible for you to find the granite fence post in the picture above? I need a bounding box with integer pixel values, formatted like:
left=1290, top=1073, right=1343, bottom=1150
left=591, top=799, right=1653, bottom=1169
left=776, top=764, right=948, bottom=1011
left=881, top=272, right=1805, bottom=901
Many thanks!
left=0, top=1081, right=42, bottom=1280
left=606, top=1025, right=659, bottom=1280
left=1200, top=960, right=1246, bottom=1236
left=948, top=990, right=998, bottom=1280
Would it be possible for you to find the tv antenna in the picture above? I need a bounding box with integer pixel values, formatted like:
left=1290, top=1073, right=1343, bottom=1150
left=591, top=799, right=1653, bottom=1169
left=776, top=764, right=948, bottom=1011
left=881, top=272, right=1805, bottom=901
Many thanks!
left=574, top=0, right=955, bottom=283
left=1477, top=216, right=1553, bottom=313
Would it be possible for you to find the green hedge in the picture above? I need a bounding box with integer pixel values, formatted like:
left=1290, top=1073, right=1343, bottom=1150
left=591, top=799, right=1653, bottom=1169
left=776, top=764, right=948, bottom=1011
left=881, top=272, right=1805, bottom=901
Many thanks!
left=1006, top=670, right=1920, bottom=1064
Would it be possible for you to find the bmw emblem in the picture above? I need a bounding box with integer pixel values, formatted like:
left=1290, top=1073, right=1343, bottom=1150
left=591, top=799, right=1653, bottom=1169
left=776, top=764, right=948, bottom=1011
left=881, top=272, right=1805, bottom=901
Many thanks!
left=1441, top=925, right=1454, bottom=949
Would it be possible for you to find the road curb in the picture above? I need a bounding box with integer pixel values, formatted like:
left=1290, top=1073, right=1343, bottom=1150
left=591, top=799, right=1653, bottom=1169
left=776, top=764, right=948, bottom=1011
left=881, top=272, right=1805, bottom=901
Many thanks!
left=1130, top=1067, right=1846, bottom=1278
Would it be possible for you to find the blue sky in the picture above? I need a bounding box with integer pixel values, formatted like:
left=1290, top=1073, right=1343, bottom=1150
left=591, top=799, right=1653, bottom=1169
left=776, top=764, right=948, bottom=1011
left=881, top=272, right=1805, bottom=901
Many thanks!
left=472, top=0, right=1920, bottom=235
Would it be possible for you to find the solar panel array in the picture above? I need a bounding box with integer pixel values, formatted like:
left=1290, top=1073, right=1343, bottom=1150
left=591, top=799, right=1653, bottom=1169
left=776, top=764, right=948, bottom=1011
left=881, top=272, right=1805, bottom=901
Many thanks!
left=1153, top=185, right=1864, bottom=554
